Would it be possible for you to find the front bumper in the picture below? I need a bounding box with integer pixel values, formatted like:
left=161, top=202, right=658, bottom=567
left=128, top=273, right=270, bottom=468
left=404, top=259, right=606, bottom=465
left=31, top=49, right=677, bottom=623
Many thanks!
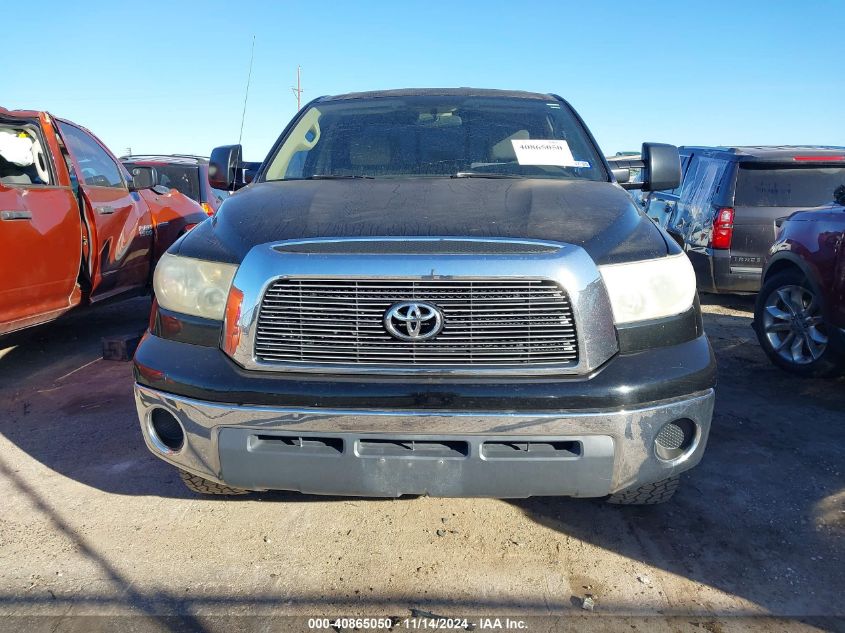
left=134, top=384, right=715, bottom=498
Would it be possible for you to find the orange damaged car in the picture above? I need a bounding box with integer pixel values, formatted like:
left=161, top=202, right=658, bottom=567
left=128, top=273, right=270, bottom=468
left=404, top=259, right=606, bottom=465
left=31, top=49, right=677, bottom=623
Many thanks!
left=0, top=108, right=208, bottom=335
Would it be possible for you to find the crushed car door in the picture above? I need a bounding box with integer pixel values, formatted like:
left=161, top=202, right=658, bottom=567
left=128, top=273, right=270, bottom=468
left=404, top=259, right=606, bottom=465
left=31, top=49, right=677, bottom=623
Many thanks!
left=672, top=156, right=729, bottom=249
left=0, top=112, right=82, bottom=334
left=55, top=120, right=153, bottom=301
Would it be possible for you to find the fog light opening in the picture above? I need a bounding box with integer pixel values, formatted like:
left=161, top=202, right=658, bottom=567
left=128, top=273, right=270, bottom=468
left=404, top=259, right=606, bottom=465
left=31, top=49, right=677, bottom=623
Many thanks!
left=654, top=418, right=697, bottom=461
left=148, top=408, right=185, bottom=453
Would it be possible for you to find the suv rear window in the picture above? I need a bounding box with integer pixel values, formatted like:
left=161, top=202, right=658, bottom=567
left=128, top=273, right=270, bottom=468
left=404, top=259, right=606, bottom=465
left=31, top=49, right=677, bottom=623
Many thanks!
left=735, top=165, right=845, bottom=207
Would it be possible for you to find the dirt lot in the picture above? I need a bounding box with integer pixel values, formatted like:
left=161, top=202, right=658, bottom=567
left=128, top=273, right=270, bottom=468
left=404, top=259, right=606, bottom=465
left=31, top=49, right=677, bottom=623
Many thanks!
left=0, top=296, right=842, bottom=632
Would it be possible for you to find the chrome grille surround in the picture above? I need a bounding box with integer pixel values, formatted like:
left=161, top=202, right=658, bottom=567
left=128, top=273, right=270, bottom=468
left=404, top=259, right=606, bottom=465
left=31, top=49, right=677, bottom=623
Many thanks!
left=255, top=278, right=579, bottom=366
left=226, top=237, right=619, bottom=376
left=273, top=239, right=561, bottom=255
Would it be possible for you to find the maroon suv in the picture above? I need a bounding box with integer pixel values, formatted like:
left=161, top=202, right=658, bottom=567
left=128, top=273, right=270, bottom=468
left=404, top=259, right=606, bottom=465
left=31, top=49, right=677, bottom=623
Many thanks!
left=754, top=193, right=845, bottom=376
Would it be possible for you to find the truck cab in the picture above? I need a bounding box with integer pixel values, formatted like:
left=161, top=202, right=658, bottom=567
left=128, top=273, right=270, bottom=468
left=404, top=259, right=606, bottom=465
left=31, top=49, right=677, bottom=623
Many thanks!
left=0, top=108, right=207, bottom=335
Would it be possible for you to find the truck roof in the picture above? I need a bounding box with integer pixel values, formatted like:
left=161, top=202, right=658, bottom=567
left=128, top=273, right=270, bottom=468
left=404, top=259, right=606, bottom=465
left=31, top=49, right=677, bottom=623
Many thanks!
left=318, top=88, right=557, bottom=102
left=1, top=108, right=106, bottom=144
left=680, top=145, right=845, bottom=162
left=0, top=107, right=46, bottom=119
left=121, top=154, right=209, bottom=165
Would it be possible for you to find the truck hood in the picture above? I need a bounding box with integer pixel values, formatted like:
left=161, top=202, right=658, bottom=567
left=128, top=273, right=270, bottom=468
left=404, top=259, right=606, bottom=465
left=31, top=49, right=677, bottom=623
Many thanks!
left=177, top=178, right=670, bottom=266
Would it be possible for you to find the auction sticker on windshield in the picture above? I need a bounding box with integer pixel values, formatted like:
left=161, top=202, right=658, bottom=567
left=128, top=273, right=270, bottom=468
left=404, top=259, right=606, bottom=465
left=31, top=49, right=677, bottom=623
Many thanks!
left=511, top=139, right=589, bottom=167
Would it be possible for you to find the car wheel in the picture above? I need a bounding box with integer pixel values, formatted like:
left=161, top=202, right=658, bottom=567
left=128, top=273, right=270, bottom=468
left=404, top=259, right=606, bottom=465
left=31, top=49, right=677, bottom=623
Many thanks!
left=754, top=270, right=843, bottom=377
left=178, top=469, right=250, bottom=496
left=606, top=476, right=680, bottom=505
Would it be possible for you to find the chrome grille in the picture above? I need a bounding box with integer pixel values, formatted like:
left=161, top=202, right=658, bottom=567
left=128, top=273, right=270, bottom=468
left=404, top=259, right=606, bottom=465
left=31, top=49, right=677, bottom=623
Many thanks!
left=254, top=279, right=578, bottom=368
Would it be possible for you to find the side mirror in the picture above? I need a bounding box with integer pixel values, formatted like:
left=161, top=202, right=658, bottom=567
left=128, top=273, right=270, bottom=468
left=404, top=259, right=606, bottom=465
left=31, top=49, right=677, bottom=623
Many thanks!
left=242, top=161, right=262, bottom=184
left=610, top=168, right=630, bottom=184
left=607, top=158, right=644, bottom=190
left=642, top=142, right=681, bottom=192
left=127, top=166, right=155, bottom=191
left=209, top=144, right=244, bottom=191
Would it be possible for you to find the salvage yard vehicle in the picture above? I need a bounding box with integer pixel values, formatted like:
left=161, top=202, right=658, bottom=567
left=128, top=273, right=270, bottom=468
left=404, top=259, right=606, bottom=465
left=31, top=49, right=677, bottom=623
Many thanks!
left=754, top=198, right=845, bottom=376
left=648, top=146, right=845, bottom=294
left=121, top=154, right=229, bottom=216
left=0, top=108, right=207, bottom=335
left=134, top=88, right=716, bottom=504
left=605, top=153, right=646, bottom=207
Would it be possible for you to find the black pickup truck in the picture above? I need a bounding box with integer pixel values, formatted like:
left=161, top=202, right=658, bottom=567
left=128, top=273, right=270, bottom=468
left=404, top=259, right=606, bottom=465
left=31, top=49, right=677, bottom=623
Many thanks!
left=134, top=88, right=716, bottom=504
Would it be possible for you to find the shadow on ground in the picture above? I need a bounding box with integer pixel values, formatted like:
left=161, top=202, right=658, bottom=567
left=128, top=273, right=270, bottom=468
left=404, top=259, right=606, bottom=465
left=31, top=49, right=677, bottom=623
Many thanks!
left=1, top=295, right=843, bottom=619
left=513, top=295, right=844, bottom=616
left=0, top=297, right=409, bottom=502
left=0, top=297, right=151, bottom=386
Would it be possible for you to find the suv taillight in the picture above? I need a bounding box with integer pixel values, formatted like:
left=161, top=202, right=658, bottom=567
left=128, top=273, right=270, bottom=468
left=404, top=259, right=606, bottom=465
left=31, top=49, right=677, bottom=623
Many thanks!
left=712, top=207, right=735, bottom=250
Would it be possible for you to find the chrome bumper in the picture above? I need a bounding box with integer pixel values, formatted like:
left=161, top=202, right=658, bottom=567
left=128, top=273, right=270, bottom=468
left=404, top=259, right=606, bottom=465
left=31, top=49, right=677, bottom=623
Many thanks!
left=134, top=385, right=715, bottom=498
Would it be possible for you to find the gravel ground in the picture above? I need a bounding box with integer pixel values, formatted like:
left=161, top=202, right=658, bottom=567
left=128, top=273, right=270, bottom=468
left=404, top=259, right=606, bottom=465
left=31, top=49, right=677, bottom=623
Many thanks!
left=0, top=295, right=842, bottom=632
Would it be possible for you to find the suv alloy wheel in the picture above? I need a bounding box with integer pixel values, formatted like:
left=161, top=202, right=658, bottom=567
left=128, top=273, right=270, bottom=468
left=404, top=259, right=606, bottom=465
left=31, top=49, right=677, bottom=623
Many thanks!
left=754, top=270, right=843, bottom=377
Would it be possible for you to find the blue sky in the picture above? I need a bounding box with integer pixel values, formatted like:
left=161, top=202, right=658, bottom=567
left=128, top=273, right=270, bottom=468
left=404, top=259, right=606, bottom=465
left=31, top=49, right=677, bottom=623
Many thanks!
left=3, top=1, right=843, bottom=161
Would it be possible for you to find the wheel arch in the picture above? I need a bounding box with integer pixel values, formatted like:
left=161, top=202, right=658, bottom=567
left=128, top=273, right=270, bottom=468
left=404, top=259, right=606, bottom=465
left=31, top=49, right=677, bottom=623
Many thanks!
left=755, top=253, right=844, bottom=376
left=763, top=253, right=823, bottom=297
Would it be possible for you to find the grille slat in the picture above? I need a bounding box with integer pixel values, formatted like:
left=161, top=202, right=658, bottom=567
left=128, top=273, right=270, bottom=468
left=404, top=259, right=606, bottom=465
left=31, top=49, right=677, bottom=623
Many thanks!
left=256, top=336, right=578, bottom=345
left=264, top=281, right=561, bottom=289
left=258, top=331, right=576, bottom=339
left=259, top=309, right=572, bottom=318
left=255, top=346, right=577, bottom=356
left=255, top=279, right=578, bottom=368
left=261, top=299, right=571, bottom=307
left=264, top=288, right=569, bottom=294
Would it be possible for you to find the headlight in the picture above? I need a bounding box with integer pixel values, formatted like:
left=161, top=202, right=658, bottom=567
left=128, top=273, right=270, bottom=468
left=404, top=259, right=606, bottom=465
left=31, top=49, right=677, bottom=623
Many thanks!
left=599, top=253, right=696, bottom=324
left=153, top=253, right=238, bottom=320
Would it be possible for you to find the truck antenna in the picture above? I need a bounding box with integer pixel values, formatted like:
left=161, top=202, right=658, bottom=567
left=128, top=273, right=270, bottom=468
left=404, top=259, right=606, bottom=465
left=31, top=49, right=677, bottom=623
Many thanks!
left=291, top=65, right=304, bottom=111
left=238, top=36, right=256, bottom=147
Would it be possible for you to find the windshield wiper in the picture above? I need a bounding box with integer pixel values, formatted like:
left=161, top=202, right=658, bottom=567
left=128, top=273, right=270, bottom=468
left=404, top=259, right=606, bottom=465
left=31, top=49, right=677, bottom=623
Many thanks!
left=452, top=172, right=524, bottom=179
left=306, top=174, right=374, bottom=180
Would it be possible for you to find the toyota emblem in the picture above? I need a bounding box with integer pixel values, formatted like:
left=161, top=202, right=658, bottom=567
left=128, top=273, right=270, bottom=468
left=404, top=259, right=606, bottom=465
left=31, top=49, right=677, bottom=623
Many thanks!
left=384, top=301, right=444, bottom=341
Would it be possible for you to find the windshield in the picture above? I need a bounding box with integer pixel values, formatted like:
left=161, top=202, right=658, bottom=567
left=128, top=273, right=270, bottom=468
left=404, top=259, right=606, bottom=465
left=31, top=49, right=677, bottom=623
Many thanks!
left=735, top=165, right=845, bottom=207
left=264, top=95, right=607, bottom=181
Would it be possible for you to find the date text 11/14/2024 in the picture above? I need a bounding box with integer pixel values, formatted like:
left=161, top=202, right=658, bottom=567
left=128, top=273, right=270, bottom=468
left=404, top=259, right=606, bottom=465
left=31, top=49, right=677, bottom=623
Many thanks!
left=307, top=617, right=528, bottom=630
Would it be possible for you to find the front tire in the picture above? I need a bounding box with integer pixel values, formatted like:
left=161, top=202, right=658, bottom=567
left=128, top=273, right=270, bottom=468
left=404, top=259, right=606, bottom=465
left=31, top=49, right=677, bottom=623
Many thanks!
left=754, top=270, right=842, bottom=377
left=178, top=469, right=250, bottom=496
left=606, top=476, right=680, bottom=505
